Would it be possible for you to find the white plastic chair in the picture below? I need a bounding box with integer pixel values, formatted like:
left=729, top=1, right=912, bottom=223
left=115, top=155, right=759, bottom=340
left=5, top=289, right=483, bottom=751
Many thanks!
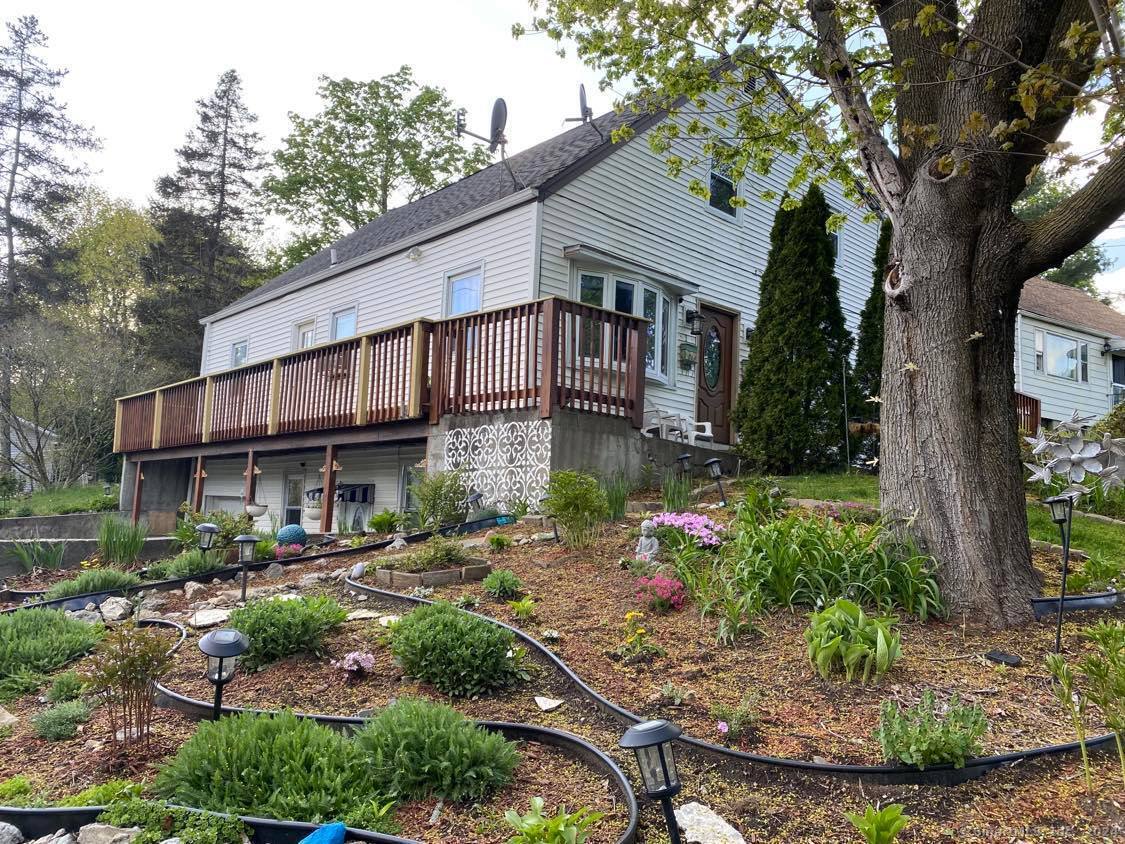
left=641, top=401, right=682, bottom=439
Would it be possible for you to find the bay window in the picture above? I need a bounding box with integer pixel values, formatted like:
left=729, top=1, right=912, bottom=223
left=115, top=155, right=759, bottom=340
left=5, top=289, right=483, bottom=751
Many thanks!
left=578, top=271, right=673, bottom=380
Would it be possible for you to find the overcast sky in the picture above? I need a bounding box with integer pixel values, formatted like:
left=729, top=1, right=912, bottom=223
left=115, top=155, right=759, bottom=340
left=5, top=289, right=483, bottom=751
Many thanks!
left=17, top=0, right=1125, bottom=300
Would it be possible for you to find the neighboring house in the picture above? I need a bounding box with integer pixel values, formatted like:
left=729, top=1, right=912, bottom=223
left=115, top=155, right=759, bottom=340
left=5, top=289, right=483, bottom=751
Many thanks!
left=1015, top=276, right=1125, bottom=428
left=3, top=417, right=58, bottom=492
left=113, top=96, right=882, bottom=531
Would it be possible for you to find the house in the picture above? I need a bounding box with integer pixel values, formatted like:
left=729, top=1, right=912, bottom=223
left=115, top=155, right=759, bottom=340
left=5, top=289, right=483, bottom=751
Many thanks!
left=3, top=418, right=59, bottom=493
left=113, top=96, right=883, bottom=532
left=1015, top=276, right=1125, bottom=429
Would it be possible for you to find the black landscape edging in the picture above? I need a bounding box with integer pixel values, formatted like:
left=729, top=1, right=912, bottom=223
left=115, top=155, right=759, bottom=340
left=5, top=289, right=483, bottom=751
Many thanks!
left=0, top=804, right=417, bottom=844
left=1, top=516, right=508, bottom=610
left=153, top=680, right=638, bottom=844
left=1031, top=590, right=1120, bottom=620
left=344, top=577, right=1117, bottom=787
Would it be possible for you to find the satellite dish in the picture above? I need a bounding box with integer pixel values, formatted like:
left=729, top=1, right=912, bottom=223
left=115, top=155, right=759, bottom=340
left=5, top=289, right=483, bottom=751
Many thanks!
left=489, top=98, right=508, bottom=153
left=579, top=84, right=592, bottom=122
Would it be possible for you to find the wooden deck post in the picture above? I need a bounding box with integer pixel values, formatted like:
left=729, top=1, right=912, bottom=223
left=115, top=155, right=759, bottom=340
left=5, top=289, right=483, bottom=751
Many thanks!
left=201, top=376, right=215, bottom=443
left=192, top=456, right=207, bottom=513
left=355, top=336, right=372, bottom=425
left=408, top=321, right=428, bottom=419
left=268, top=360, right=283, bottom=435
left=320, top=444, right=338, bottom=534
left=540, top=298, right=560, bottom=419
left=151, top=390, right=164, bottom=449
left=628, top=318, right=646, bottom=428
left=243, top=450, right=258, bottom=506
left=113, top=400, right=123, bottom=453
left=130, top=463, right=144, bottom=526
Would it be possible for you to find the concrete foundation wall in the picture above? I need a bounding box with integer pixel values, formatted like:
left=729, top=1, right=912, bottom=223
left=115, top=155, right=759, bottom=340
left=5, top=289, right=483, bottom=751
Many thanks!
left=0, top=510, right=177, bottom=541
left=0, top=536, right=177, bottom=579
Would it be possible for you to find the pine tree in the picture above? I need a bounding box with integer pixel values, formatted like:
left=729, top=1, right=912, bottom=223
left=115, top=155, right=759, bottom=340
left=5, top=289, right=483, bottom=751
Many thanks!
left=853, top=219, right=891, bottom=411
left=733, top=186, right=853, bottom=473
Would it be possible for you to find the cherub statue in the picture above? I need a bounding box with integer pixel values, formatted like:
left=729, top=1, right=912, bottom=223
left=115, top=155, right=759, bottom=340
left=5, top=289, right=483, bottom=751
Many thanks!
left=635, top=519, right=659, bottom=563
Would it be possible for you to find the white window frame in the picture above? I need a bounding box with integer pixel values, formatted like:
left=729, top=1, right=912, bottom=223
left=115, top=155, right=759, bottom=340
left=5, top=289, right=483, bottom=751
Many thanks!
left=293, top=318, right=317, bottom=351
left=230, top=340, right=248, bottom=368
left=330, top=306, right=358, bottom=341
left=707, top=146, right=739, bottom=220
left=576, top=269, right=675, bottom=383
left=1035, top=328, right=1088, bottom=382
left=444, top=263, right=485, bottom=317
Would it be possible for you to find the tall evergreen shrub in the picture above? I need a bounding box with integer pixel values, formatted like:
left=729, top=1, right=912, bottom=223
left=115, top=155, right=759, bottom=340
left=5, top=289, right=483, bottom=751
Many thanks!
left=854, top=219, right=892, bottom=408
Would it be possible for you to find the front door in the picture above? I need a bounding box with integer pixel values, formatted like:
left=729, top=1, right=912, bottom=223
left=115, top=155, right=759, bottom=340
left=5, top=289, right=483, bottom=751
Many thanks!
left=283, top=474, right=304, bottom=527
left=696, top=305, right=735, bottom=444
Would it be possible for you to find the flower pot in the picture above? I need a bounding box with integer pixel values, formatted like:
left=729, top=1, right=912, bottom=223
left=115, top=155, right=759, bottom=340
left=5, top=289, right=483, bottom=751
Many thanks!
left=303, top=506, right=322, bottom=521
left=245, top=503, right=268, bottom=518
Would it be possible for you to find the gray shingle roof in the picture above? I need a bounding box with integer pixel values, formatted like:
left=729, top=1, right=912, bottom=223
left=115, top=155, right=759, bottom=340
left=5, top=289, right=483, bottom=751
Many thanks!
left=1020, top=276, right=1125, bottom=338
left=209, top=109, right=649, bottom=321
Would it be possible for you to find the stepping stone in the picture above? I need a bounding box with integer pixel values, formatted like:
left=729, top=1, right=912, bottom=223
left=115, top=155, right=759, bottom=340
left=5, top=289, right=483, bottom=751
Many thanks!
left=188, top=608, right=230, bottom=629
left=673, top=802, right=746, bottom=844
left=534, top=696, right=563, bottom=712
left=378, top=614, right=401, bottom=627
left=346, top=610, right=380, bottom=621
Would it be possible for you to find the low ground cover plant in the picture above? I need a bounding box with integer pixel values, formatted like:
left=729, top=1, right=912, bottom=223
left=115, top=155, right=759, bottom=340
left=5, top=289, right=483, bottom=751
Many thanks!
left=145, top=549, right=223, bottom=581
left=845, top=803, right=910, bottom=844
left=229, top=596, right=347, bottom=670
left=489, top=533, right=513, bottom=552
left=44, top=568, right=142, bottom=602
left=391, top=601, right=526, bottom=698
left=542, top=471, right=607, bottom=548
left=504, top=796, right=603, bottom=844
left=0, top=608, right=103, bottom=701
left=100, top=798, right=248, bottom=844
left=0, top=776, right=42, bottom=807
left=392, top=534, right=469, bottom=572
left=98, top=516, right=148, bottom=566
left=711, top=694, right=758, bottom=744
left=482, top=568, right=523, bottom=598
left=368, top=508, right=401, bottom=533
left=59, top=779, right=142, bottom=806
left=1066, top=553, right=1124, bottom=593
left=805, top=599, right=901, bottom=683
left=508, top=596, right=536, bottom=621
left=32, top=699, right=92, bottom=740
left=354, top=698, right=520, bottom=802
left=331, top=651, right=375, bottom=680
left=651, top=511, right=725, bottom=549
left=876, top=691, right=987, bottom=769
left=155, top=710, right=379, bottom=824
left=46, top=670, right=85, bottom=703
left=616, top=611, right=666, bottom=660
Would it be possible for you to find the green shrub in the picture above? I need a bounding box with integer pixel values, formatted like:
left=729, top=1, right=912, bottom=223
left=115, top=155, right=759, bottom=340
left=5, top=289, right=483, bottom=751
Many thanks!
left=876, top=690, right=987, bottom=769
left=59, top=779, right=142, bottom=806
left=174, top=505, right=253, bottom=552
left=229, top=596, right=347, bottom=670
left=0, top=608, right=102, bottom=701
left=367, top=508, right=401, bottom=533
left=146, top=549, right=223, bottom=581
left=14, top=505, right=32, bottom=518
left=488, top=533, right=513, bottom=553
left=44, top=568, right=142, bottom=602
left=482, top=568, right=523, bottom=599
left=99, top=799, right=247, bottom=844
left=394, top=534, right=469, bottom=572
left=391, top=601, right=526, bottom=698
left=354, top=698, right=519, bottom=802
left=409, top=469, right=467, bottom=529
left=11, top=541, right=66, bottom=572
left=543, top=471, right=607, bottom=548
left=845, top=804, right=910, bottom=844
left=710, top=694, right=758, bottom=743
left=46, top=670, right=86, bottom=703
left=32, top=699, right=92, bottom=740
left=504, top=796, right=603, bottom=844
left=600, top=473, right=630, bottom=521
left=84, top=622, right=173, bottom=750
left=154, top=711, right=379, bottom=824
left=98, top=516, right=148, bottom=566
left=805, top=599, right=901, bottom=683
left=0, top=775, right=43, bottom=806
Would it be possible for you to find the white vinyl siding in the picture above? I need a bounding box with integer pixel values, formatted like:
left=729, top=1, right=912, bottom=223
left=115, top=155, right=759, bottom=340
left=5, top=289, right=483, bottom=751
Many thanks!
left=1017, top=315, right=1112, bottom=423
left=201, top=202, right=537, bottom=373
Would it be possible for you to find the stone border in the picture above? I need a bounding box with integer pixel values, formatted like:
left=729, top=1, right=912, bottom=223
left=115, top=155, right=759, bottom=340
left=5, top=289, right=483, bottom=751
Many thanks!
left=343, top=577, right=1117, bottom=787
left=365, top=558, right=491, bottom=589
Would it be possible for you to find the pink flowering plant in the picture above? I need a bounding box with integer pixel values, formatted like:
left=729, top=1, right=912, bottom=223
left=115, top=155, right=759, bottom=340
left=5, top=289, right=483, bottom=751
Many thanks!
left=275, top=543, right=303, bottom=559
left=331, top=650, right=376, bottom=680
left=635, top=574, right=687, bottom=613
left=651, top=511, right=725, bottom=549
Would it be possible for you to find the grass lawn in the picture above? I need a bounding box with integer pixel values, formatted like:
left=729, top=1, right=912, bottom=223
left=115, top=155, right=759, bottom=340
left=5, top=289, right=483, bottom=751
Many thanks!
left=773, top=472, right=1125, bottom=561
left=1, top=484, right=119, bottom=517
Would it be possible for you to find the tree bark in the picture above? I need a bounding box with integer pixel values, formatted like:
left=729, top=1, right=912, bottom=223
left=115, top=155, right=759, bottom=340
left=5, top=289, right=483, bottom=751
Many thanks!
left=880, top=177, right=1041, bottom=628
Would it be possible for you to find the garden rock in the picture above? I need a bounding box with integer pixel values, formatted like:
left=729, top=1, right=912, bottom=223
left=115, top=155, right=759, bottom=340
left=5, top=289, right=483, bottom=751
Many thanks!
left=0, top=821, right=23, bottom=844
left=99, top=597, right=134, bottom=623
left=0, top=705, right=19, bottom=729
left=532, top=532, right=556, bottom=542
left=461, top=537, right=487, bottom=550
left=346, top=609, right=380, bottom=621
left=349, top=562, right=366, bottom=579
left=378, top=614, right=400, bottom=627
left=331, top=567, right=349, bottom=581
left=66, top=609, right=102, bottom=625
left=76, top=825, right=141, bottom=844
left=299, top=572, right=327, bottom=588
left=673, top=802, right=745, bottom=844
left=534, top=696, right=563, bottom=712
left=188, top=608, right=230, bottom=628
left=183, top=581, right=208, bottom=600
left=25, top=832, right=73, bottom=844
left=139, top=593, right=168, bottom=611
left=264, top=563, right=285, bottom=579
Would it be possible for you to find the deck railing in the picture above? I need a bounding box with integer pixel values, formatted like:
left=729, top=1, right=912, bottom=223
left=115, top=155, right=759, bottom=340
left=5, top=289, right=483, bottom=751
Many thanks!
left=1015, top=390, right=1041, bottom=433
left=114, top=297, right=647, bottom=453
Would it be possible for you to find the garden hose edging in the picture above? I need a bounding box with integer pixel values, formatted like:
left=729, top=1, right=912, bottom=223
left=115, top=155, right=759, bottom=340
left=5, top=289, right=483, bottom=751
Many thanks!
left=343, top=577, right=1118, bottom=787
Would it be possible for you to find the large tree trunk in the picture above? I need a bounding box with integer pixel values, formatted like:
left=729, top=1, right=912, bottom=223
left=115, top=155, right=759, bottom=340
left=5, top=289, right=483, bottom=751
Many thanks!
left=880, top=178, right=1042, bottom=628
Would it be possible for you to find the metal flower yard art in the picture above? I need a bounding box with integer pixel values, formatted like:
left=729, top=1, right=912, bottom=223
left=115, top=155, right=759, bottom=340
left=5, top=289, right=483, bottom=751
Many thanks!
left=1024, top=411, right=1125, bottom=652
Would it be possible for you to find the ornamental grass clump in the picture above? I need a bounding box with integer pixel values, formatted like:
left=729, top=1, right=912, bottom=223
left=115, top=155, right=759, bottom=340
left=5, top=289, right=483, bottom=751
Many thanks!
left=44, top=568, right=142, bottom=602
left=805, top=599, right=901, bottom=683
left=354, top=698, right=519, bottom=802
left=229, top=596, right=347, bottom=670
left=876, top=691, right=987, bottom=769
left=1079, top=621, right=1125, bottom=788
left=155, top=710, right=379, bottom=824
left=0, top=608, right=102, bottom=701
left=391, top=601, right=526, bottom=698
left=97, top=516, right=148, bottom=566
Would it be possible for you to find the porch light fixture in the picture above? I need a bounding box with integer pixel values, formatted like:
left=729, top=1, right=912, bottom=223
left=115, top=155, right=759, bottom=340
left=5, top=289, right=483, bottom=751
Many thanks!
left=199, top=628, right=249, bottom=720
left=1044, top=493, right=1076, bottom=654
left=620, top=719, right=683, bottom=844
left=233, top=534, right=259, bottom=602
left=704, top=458, right=726, bottom=507
left=196, top=523, right=219, bottom=551
left=676, top=453, right=692, bottom=477
left=684, top=309, right=703, bottom=336
left=539, top=496, right=560, bottom=542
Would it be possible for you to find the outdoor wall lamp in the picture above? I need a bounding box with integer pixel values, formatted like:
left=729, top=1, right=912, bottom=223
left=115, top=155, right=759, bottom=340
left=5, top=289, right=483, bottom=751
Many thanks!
left=704, top=458, right=726, bottom=507
left=233, top=534, right=259, bottom=602
left=677, top=453, right=692, bottom=477
left=538, top=496, right=560, bottom=542
left=199, top=628, right=249, bottom=720
left=1044, top=493, right=1076, bottom=654
left=620, top=719, right=683, bottom=844
left=684, top=309, right=703, bottom=336
left=196, top=523, right=219, bottom=551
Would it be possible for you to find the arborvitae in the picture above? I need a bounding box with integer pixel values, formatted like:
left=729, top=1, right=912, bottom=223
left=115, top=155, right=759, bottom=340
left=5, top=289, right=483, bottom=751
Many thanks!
left=854, top=218, right=892, bottom=413
left=733, top=185, right=854, bottom=473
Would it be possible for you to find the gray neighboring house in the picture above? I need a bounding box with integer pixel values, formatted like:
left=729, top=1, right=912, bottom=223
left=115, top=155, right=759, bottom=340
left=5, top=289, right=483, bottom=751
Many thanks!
left=4, top=418, right=59, bottom=492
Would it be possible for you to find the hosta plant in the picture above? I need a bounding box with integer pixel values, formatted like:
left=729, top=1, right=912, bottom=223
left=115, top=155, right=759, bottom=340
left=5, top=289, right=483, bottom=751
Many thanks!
left=504, top=796, right=603, bottom=844
left=876, top=691, right=987, bottom=770
left=482, top=568, right=523, bottom=599
left=508, top=596, right=536, bottom=622
left=805, top=599, right=901, bottom=683
left=845, top=804, right=910, bottom=844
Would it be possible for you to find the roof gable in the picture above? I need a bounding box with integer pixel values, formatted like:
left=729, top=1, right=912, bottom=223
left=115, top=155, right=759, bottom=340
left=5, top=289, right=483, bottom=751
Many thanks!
left=1019, top=276, right=1125, bottom=338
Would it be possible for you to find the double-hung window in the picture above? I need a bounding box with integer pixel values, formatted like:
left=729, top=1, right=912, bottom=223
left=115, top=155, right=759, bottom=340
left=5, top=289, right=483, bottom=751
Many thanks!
left=708, top=146, right=738, bottom=217
left=448, top=267, right=483, bottom=316
left=331, top=307, right=357, bottom=340
left=294, top=319, right=317, bottom=350
left=577, top=272, right=673, bottom=380
left=1034, top=329, right=1088, bottom=382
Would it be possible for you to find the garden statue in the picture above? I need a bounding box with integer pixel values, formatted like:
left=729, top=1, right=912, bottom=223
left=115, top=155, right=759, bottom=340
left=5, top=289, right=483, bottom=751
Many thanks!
left=635, top=519, right=659, bottom=563
left=388, top=531, right=408, bottom=551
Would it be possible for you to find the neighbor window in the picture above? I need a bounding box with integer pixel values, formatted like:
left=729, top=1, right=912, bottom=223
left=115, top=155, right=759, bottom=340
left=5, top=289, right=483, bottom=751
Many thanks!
left=294, top=319, right=316, bottom=350
left=577, top=270, right=673, bottom=379
left=230, top=341, right=248, bottom=368
left=708, top=147, right=737, bottom=217
left=448, top=268, right=482, bottom=316
left=1034, top=329, right=1088, bottom=382
left=331, top=307, right=357, bottom=340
